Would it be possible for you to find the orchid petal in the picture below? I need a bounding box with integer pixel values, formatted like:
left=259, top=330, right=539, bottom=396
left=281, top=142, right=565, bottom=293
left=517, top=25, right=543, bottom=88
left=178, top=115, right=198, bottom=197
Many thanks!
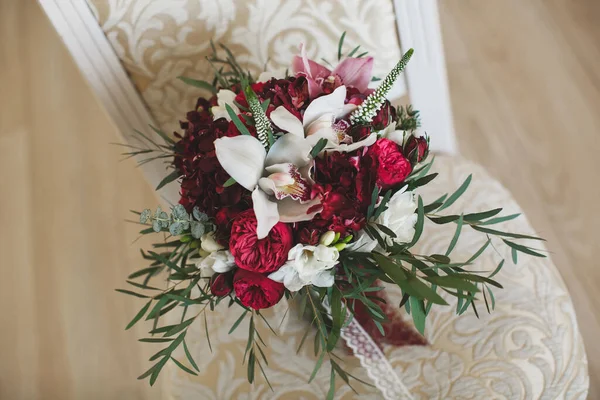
left=265, top=134, right=312, bottom=167
left=216, top=89, right=238, bottom=108
left=214, top=136, right=266, bottom=191
left=333, top=57, right=374, bottom=92
left=270, top=106, right=304, bottom=137
left=336, top=132, right=377, bottom=153
left=292, top=45, right=331, bottom=79
left=303, top=86, right=346, bottom=128
left=252, top=188, right=280, bottom=239
left=384, top=129, right=408, bottom=146
left=305, top=113, right=334, bottom=138
left=278, top=197, right=322, bottom=223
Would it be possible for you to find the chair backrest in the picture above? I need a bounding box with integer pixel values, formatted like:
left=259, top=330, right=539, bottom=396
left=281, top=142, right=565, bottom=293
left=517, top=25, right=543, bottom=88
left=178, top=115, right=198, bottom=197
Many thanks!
left=40, top=0, right=456, bottom=202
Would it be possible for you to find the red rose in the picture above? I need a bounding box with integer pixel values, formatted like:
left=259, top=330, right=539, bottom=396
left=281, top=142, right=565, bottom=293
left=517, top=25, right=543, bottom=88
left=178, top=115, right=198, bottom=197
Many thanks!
left=233, top=269, right=285, bottom=310
left=210, top=272, right=233, bottom=297
left=229, top=210, right=293, bottom=273
left=369, top=139, right=412, bottom=189
left=404, top=135, right=429, bottom=163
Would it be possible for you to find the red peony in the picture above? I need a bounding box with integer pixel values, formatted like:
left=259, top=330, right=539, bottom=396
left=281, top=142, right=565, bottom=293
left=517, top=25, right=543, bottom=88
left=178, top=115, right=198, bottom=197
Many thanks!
left=229, top=210, right=293, bottom=273
left=404, top=135, right=429, bottom=163
left=233, top=269, right=285, bottom=310
left=210, top=272, right=233, bottom=297
left=369, top=139, right=412, bottom=190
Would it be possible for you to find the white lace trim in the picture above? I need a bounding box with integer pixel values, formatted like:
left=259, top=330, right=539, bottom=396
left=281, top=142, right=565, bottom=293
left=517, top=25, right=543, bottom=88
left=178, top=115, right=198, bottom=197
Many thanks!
left=341, top=317, right=414, bottom=400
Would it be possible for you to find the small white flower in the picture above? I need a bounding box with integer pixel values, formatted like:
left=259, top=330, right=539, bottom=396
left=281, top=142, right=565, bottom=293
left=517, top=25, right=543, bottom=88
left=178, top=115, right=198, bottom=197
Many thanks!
left=211, top=89, right=239, bottom=121
left=269, top=244, right=339, bottom=291
left=200, top=232, right=224, bottom=253
left=196, top=250, right=236, bottom=275
left=347, top=188, right=417, bottom=253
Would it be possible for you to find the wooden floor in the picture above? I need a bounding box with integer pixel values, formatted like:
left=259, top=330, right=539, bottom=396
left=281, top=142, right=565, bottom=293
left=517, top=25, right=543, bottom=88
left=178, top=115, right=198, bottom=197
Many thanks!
left=0, top=0, right=598, bottom=399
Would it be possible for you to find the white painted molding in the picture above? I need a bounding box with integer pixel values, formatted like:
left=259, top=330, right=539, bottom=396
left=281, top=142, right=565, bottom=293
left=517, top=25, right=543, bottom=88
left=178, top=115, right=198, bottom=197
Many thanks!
left=393, top=0, right=458, bottom=154
left=37, top=0, right=179, bottom=205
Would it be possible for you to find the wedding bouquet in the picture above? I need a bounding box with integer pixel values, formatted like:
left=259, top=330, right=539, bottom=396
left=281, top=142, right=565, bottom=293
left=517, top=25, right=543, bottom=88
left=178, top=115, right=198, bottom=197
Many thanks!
left=118, top=36, right=546, bottom=398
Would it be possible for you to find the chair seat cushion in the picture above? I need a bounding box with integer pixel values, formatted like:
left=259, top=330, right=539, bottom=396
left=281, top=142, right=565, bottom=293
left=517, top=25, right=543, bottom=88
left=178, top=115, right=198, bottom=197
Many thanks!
left=164, top=155, right=589, bottom=399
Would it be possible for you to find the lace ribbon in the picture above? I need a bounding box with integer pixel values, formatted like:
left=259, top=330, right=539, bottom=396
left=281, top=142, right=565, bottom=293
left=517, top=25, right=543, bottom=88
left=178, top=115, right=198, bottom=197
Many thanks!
left=341, top=316, right=414, bottom=399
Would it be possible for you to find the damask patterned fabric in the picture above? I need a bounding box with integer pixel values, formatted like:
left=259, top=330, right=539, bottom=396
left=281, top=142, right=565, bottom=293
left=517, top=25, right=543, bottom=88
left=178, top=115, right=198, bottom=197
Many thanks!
left=85, top=1, right=589, bottom=398
left=87, top=0, right=404, bottom=138
left=160, top=156, right=589, bottom=399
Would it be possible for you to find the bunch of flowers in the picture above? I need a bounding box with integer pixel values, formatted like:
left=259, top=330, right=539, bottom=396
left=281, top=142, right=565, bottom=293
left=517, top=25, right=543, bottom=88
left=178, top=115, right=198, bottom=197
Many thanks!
left=118, top=37, right=546, bottom=397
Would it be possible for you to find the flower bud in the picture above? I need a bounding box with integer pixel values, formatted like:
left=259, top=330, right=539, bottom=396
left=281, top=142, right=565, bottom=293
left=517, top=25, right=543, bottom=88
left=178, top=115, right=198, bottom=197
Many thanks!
left=201, top=231, right=225, bottom=253
left=334, top=242, right=347, bottom=251
left=319, top=231, right=336, bottom=246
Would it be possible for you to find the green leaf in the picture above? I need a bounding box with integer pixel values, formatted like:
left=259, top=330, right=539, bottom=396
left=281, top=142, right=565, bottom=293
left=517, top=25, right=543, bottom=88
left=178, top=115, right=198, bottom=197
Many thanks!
left=512, top=247, right=518, bottom=264
left=486, top=286, right=496, bottom=310
left=310, top=138, right=328, bottom=158
left=423, top=201, right=444, bottom=214
left=115, top=289, right=149, bottom=299
left=138, top=338, right=174, bottom=343
left=223, top=177, right=236, bottom=187
left=149, top=356, right=169, bottom=386
left=446, top=215, right=463, bottom=256
left=408, top=196, right=425, bottom=246
left=164, top=317, right=196, bottom=337
left=405, top=274, right=448, bottom=305
left=247, top=349, right=255, bottom=383
left=148, top=124, right=176, bottom=145
left=327, top=365, right=336, bottom=400
left=503, top=239, right=546, bottom=258
left=408, top=173, right=438, bottom=190
left=309, top=351, right=326, bottom=383
left=439, top=174, right=472, bottom=211
left=488, top=259, right=505, bottom=278
left=455, top=273, right=503, bottom=288
left=177, top=76, right=217, bottom=93
left=466, top=239, right=491, bottom=264
left=337, top=31, right=347, bottom=61
left=424, top=275, right=479, bottom=292
left=470, top=225, right=545, bottom=241
left=229, top=310, right=249, bottom=334
left=128, top=266, right=162, bottom=280
left=170, top=357, right=198, bottom=376
left=261, top=98, right=271, bottom=112
left=429, top=215, right=461, bottom=224
left=463, top=208, right=502, bottom=222
left=409, top=297, right=426, bottom=335
left=190, top=221, right=205, bottom=239
left=478, top=213, right=521, bottom=226
left=327, top=286, right=343, bottom=352
left=347, top=45, right=361, bottom=57
left=140, top=209, right=151, bottom=224
left=226, top=104, right=252, bottom=136
left=375, top=223, right=397, bottom=238
left=146, top=296, right=171, bottom=320
left=126, top=300, right=152, bottom=330
left=156, top=170, right=180, bottom=191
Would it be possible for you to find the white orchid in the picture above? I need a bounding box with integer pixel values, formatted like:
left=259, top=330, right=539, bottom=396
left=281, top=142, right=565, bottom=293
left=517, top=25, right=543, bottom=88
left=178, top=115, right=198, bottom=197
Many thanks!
left=214, top=132, right=321, bottom=239
left=271, top=85, right=377, bottom=154
left=269, top=244, right=339, bottom=291
left=211, top=89, right=239, bottom=121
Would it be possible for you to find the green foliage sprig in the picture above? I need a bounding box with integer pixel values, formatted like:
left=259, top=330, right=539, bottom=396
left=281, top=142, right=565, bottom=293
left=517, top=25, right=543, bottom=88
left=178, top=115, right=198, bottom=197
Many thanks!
left=139, top=204, right=210, bottom=238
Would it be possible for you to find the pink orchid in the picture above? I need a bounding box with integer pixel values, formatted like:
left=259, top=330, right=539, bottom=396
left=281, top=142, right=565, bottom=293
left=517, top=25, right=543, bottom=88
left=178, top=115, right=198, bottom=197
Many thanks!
left=292, top=45, right=374, bottom=98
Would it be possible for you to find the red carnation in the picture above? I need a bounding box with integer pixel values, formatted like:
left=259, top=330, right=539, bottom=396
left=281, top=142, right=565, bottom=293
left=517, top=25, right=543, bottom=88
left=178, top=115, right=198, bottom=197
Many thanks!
left=404, top=135, right=429, bottom=163
left=229, top=210, right=293, bottom=273
left=233, top=269, right=285, bottom=310
left=369, top=139, right=412, bottom=190
left=210, top=272, right=233, bottom=297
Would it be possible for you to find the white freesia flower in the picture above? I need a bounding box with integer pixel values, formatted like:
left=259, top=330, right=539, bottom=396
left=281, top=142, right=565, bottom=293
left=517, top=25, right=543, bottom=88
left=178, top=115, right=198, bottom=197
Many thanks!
left=214, top=133, right=321, bottom=239
left=269, top=244, right=339, bottom=291
left=272, top=86, right=377, bottom=154
left=211, top=89, right=239, bottom=121
left=200, top=232, right=224, bottom=253
left=196, top=250, right=236, bottom=276
left=380, top=124, right=425, bottom=146
left=347, top=188, right=417, bottom=252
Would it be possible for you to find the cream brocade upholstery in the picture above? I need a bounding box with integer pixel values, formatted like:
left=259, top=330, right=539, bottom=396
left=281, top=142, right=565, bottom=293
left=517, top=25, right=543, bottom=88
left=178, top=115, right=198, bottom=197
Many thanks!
left=86, top=1, right=589, bottom=398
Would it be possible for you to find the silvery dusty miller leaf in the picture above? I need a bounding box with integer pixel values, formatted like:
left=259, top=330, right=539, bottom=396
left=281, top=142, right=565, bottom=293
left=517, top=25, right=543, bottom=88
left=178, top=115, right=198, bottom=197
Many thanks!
left=190, top=221, right=205, bottom=239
